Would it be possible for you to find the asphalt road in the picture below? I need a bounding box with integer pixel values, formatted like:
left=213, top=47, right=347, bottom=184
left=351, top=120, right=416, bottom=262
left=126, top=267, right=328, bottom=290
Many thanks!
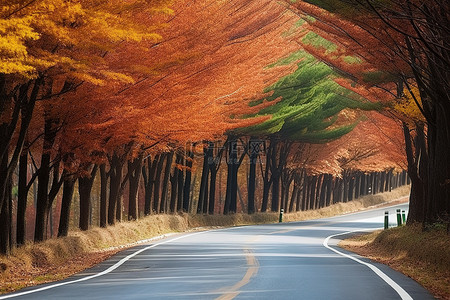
left=1, top=203, right=435, bottom=300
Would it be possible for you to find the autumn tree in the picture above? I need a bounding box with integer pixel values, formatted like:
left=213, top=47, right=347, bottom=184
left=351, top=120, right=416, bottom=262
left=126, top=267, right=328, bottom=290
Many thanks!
left=0, top=0, right=173, bottom=249
left=281, top=0, right=449, bottom=225
left=235, top=50, right=379, bottom=213
left=69, top=0, right=303, bottom=220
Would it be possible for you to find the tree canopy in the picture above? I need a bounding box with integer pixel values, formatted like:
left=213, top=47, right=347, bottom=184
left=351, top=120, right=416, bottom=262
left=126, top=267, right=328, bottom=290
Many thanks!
left=238, top=50, right=380, bottom=143
left=1, top=0, right=446, bottom=254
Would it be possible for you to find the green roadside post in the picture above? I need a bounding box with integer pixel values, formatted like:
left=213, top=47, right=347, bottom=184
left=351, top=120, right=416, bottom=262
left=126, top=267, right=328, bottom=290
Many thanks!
left=402, top=210, right=406, bottom=224
left=384, top=211, right=389, bottom=229
left=396, top=209, right=402, bottom=226
left=279, top=209, right=284, bottom=223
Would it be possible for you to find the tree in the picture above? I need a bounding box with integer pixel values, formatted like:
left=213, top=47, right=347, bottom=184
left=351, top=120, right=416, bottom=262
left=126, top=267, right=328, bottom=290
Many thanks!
left=62, top=0, right=303, bottom=219
left=285, top=0, right=449, bottom=224
left=236, top=50, right=380, bottom=212
left=0, top=0, right=173, bottom=249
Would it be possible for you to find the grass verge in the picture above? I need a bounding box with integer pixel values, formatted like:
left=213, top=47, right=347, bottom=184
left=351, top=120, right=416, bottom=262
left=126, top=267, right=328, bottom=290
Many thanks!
left=340, top=224, right=450, bottom=299
left=0, top=185, right=410, bottom=294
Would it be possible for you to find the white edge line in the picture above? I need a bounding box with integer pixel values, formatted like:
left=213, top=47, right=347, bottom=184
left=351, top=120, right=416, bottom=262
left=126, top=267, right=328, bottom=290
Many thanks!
left=323, top=229, right=413, bottom=300
left=0, top=232, right=204, bottom=299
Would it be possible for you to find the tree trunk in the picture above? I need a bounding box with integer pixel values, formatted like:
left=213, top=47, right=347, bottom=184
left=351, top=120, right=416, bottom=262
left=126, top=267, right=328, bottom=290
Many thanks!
left=261, top=141, right=272, bottom=212
left=348, top=173, right=354, bottom=201
left=160, top=152, right=174, bottom=213
left=401, top=170, right=407, bottom=186
left=319, top=174, right=327, bottom=208
left=289, top=185, right=298, bottom=212
left=176, top=153, right=184, bottom=212
left=79, top=165, right=98, bottom=231
left=409, top=118, right=429, bottom=225
left=224, top=152, right=232, bottom=215
left=224, top=139, right=239, bottom=214
left=294, top=170, right=304, bottom=211
left=428, top=117, right=450, bottom=223
left=0, top=170, right=11, bottom=255
left=289, top=179, right=299, bottom=212
left=271, top=173, right=280, bottom=212
left=16, top=149, right=28, bottom=246
left=0, top=78, right=41, bottom=221
left=360, top=173, right=366, bottom=196
left=302, top=175, right=309, bottom=210
left=335, top=177, right=343, bottom=203
left=380, top=171, right=386, bottom=193
left=281, top=170, right=293, bottom=212
left=0, top=126, right=8, bottom=250
left=296, top=181, right=302, bottom=211
left=231, top=143, right=240, bottom=214
left=99, top=164, right=108, bottom=227
left=305, top=176, right=312, bottom=210
left=206, top=140, right=225, bottom=215
left=403, top=123, right=426, bottom=224
left=108, top=154, right=123, bottom=225
left=142, top=155, right=159, bottom=215
left=58, top=176, right=76, bottom=237
left=269, top=140, right=279, bottom=212
left=354, top=172, right=361, bottom=199
left=342, top=172, right=349, bottom=203
left=267, top=139, right=290, bottom=213
left=373, top=172, right=379, bottom=195
left=384, top=170, right=391, bottom=192
left=368, top=173, right=373, bottom=194
left=128, top=155, right=143, bottom=220
left=153, top=153, right=166, bottom=214
left=198, top=145, right=210, bottom=214
left=170, top=153, right=183, bottom=213
left=247, top=138, right=259, bottom=214
left=47, top=161, right=63, bottom=239
left=34, top=118, right=58, bottom=242
left=325, top=174, right=333, bottom=206
left=208, top=169, right=217, bottom=215
left=261, top=180, right=271, bottom=213
left=310, top=175, right=318, bottom=209
left=182, top=151, right=193, bottom=212
left=34, top=159, right=50, bottom=242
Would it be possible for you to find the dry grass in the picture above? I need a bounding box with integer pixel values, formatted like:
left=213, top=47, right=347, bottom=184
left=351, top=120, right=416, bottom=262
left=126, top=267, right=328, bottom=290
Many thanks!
left=0, top=186, right=410, bottom=294
left=0, top=215, right=192, bottom=294
left=284, top=185, right=411, bottom=222
left=340, top=225, right=450, bottom=300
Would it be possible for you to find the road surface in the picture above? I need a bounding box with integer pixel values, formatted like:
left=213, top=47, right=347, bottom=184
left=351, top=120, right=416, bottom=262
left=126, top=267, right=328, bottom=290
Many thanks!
left=1, top=203, right=434, bottom=299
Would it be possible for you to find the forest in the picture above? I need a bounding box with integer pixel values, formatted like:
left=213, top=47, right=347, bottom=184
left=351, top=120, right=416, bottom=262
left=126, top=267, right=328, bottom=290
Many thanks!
left=0, top=0, right=448, bottom=256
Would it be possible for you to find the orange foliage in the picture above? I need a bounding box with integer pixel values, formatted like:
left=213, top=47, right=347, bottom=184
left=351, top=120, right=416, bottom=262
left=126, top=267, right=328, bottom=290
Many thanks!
left=52, top=0, right=302, bottom=164
left=286, top=1, right=411, bottom=82
left=304, top=111, right=406, bottom=176
left=273, top=1, right=413, bottom=176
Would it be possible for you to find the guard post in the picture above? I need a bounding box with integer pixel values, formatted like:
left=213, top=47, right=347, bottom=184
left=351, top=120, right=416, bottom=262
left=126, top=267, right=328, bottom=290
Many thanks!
left=279, top=209, right=284, bottom=223
left=402, top=210, right=406, bottom=224
left=384, top=211, right=389, bottom=229
left=396, top=209, right=402, bottom=226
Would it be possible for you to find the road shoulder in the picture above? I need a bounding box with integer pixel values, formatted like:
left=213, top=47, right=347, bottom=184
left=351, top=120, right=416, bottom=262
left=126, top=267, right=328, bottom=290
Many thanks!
left=339, top=226, right=450, bottom=299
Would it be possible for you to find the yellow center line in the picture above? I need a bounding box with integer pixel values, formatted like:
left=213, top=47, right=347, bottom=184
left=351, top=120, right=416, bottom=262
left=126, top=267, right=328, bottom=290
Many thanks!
left=215, top=222, right=335, bottom=299
left=214, top=236, right=261, bottom=300
left=215, top=249, right=259, bottom=300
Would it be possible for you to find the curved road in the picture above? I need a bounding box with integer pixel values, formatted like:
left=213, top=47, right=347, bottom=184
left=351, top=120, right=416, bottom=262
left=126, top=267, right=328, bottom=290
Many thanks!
left=1, top=204, right=434, bottom=299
